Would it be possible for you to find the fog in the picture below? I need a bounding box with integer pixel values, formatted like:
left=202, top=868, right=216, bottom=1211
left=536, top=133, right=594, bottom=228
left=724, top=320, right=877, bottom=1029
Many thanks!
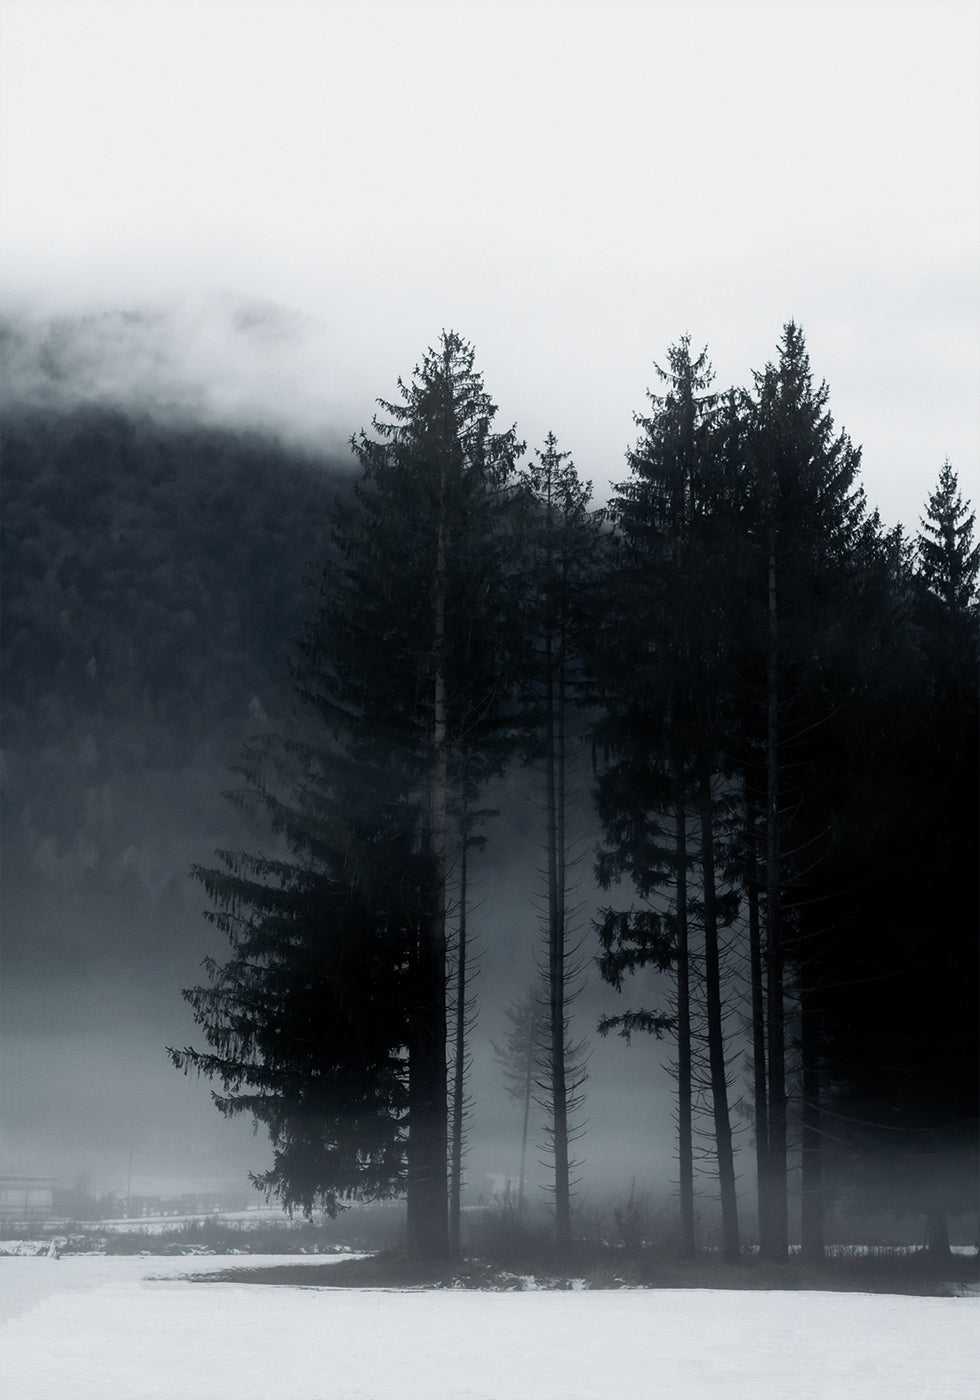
left=0, top=323, right=679, bottom=1202
left=2, top=2, right=978, bottom=529
left=1, top=0, right=977, bottom=1218
left=0, top=602, right=678, bottom=1201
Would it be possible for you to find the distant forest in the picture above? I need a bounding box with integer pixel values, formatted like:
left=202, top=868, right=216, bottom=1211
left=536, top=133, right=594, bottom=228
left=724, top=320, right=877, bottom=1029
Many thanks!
left=2, top=324, right=977, bottom=1266
left=1, top=406, right=345, bottom=986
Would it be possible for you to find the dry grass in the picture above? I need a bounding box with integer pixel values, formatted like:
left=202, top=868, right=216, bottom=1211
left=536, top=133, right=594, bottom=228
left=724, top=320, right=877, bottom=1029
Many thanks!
left=190, top=1244, right=979, bottom=1297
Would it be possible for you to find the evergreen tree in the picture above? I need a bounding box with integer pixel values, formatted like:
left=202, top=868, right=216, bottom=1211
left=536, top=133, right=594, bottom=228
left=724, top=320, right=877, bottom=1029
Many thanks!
left=917, top=458, right=980, bottom=618
left=342, top=330, right=523, bottom=1258
left=739, top=322, right=869, bottom=1261
left=520, top=433, right=599, bottom=1254
left=174, top=332, right=523, bottom=1258
left=594, top=338, right=741, bottom=1262
left=170, top=722, right=416, bottom=1215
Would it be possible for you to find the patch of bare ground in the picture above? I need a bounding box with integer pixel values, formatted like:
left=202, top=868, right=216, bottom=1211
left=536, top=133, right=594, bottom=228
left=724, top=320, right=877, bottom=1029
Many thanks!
left=190, top=1246, right=979, bottom=1297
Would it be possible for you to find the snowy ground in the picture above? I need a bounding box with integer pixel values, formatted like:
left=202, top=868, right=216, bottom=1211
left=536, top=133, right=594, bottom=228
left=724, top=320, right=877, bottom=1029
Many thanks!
left=2, top=1252, right=977, bottom=1400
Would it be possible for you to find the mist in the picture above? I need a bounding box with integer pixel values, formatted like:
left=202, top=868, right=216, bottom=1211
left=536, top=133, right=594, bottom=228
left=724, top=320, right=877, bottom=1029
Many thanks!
left=0, top=324, right=681, bottom=1210
left=2, top=291, right=976, bottom=1248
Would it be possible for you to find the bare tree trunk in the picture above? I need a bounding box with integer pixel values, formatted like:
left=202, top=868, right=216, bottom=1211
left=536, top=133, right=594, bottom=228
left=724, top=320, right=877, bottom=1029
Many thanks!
left=674, top=770, right=696, bottom=1259
left=406, top=887, right=449, bottom=1259
left=926, top=1205, right=951, bottom=1257
left=746, top=790, right=771, bottom=1256
left=407, top=471, right=450, bottom=1262
left=764, top=532, right=788, bottom=1262
left=699, top=771, right=741, bottom=1265
left=547, top=629, right=572, bottom=1257
left=799, top=952, right=825, bottom=1263
left=517, top=1004, right=536, bottom=1216
left=448, top=831, right=469, bottom=1259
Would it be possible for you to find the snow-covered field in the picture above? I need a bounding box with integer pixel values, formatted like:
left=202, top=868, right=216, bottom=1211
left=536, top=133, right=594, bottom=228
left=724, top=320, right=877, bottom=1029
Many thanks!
left=2, top=1252, right=977, bottom=1400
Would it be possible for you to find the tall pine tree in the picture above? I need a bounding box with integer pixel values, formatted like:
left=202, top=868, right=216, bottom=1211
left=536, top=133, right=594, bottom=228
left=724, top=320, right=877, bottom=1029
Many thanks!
left=595, top=337, right=742, bottom=1262
left=739, top=322, right=869, bottom=1261
left=174, top=332, right=523, bottom=1259
left=520, top=433, right=599, bottom=1254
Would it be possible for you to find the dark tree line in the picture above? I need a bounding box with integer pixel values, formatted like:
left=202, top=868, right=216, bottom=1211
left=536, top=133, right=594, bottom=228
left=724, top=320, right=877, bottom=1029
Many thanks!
left=172, top=325, right=978, bottom=1261
left=0, top=406, right=346, bottom=1002
left=594, top=326, right=977, bottom=1261
left=0, top=406, right=340, bottom=745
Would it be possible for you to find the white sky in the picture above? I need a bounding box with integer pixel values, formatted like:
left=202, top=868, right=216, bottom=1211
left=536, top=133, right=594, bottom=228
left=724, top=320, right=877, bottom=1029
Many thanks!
left=2, top=0, right=978, bottom=525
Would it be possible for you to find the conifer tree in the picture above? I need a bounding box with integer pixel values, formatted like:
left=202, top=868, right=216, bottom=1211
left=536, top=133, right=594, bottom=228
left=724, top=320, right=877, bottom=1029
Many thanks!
left=739, top=322, right=869, bottom=1262
left=170, top=696, right=417, bottom=1215
left=520, top=433, right=599, bottom=1254
left=174, top=332, right=523, bottom=1259
left=345, top=331, right=523, bottom=1258
left=917, top=458, right=980, bottom=618
left=595, top=338, right=741, bottom=1262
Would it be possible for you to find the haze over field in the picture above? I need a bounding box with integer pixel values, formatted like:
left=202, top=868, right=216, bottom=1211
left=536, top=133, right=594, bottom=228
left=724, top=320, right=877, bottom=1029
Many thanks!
left=1, top=0, right=977, bottom=1214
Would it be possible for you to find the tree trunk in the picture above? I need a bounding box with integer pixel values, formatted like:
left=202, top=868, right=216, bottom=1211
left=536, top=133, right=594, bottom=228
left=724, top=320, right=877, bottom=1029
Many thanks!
left=764, top=531, right=789, bottom=1262
left=406, top=896, right=449, bottom=1259
left=698, top=771, right=740, bottom=1265
left=546, top=628, right=572, bottom=1257
left=745, top=786, right=772, bottom=1257
left=407, top=472, right=450, bottom=1262
left=674, top=771, right=696, bottom=1259
left=926, top=1205, right=951, bottom=1257
left=448, top=831, right=469, bottom=1259
left=517, top=1002, right=536, bottom=1216
left=799, top=949, right=825, bottom=1263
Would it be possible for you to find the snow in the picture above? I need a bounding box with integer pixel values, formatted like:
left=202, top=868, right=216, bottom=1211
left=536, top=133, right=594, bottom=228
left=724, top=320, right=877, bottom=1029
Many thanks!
left=2, top=1253, right=977, bottom=1400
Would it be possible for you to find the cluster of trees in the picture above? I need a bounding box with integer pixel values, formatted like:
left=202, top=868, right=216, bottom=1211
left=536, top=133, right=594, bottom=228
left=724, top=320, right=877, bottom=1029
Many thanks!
left=171, top=326, right=978, bottom=1262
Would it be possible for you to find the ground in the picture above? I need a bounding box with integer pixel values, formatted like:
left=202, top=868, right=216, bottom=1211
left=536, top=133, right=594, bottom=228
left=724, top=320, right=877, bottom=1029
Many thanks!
left=193, top=1244, right=980, bottom=1296
left=1, top=1248, right=977, bottom=1399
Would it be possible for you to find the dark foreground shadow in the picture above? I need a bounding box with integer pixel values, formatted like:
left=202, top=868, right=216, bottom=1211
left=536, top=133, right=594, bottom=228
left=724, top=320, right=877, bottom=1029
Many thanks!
left=188, top=1246, right=980, bottom=1297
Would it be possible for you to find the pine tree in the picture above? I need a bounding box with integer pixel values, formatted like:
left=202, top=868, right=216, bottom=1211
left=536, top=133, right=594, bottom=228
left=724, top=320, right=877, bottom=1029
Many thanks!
left=739, top=322, right=869, bottom=1262
left=594, top=338, right=741, bottom=1262
left=917, top=458, right=980, bottom=618
left=520, top=433, right=598, bottom=1254
left=345, top=331, right=523, bottom=1258
left=174, top=332, right=523, bottom=1259
left=169, top=720, right=416, bottom=1215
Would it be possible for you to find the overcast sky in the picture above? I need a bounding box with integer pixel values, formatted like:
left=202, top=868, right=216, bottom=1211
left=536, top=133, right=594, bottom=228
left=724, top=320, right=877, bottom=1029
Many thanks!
left=1, top=0, right=978, bottom=1202
left=2, top=0, right=977, bottom=527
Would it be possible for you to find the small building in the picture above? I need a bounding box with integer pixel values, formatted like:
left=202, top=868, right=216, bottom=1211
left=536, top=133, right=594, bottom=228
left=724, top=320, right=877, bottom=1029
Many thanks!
left=0, top=1176, right=55, bottom=1225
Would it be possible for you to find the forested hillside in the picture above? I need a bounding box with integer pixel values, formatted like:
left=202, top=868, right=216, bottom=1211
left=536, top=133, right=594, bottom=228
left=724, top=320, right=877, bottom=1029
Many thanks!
left=2, top=406, right=344, bottom=740
left=1, top=404, right=346, bottom=1016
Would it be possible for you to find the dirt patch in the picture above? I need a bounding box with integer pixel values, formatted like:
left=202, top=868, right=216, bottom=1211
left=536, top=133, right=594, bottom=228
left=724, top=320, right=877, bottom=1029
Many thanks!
left=188, top=1254, right=528, bottom=1290
left=188, top=1247, right=979, bottom=1296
